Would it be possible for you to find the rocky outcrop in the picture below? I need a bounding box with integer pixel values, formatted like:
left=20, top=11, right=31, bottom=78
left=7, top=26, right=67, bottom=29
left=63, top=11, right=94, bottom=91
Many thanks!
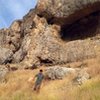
left=12, top=34, right=31, bottom=63
left=45, top=66, right=90, bottom=85
left=11, top=15, right=96, bottom=68
left=0, top=20, right=22, bottom=51
left=36, top=0, right=100, bottom=26
left=0, top=0, right=100, bottom=68
left=0, top=20, right=22, bottom=64
left=45, top=66, right=77, bottom=80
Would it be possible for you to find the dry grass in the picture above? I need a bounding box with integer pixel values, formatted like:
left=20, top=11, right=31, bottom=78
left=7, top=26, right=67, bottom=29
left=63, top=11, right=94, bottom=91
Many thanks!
left=66, top=57, right=100, bottom=77
left=86, top=58, right=100, bottom=77
left=0, top=57, right=100, bottom=100
left=0, top=65, right=100, bottom=100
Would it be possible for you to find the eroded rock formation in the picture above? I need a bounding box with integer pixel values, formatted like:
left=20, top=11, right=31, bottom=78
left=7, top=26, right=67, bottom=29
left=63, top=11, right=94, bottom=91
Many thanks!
left=45, top=66, right=90, bottom=85
left=0, top=0, right=100, bottom=69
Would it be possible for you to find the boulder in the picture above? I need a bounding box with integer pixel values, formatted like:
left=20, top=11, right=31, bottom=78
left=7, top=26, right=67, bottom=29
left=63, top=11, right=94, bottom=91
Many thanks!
left=45, top=66, right=77, bottom=80
left=45, top=66, right=90, bottom=85
left=73, top=69, right=90, bottom=85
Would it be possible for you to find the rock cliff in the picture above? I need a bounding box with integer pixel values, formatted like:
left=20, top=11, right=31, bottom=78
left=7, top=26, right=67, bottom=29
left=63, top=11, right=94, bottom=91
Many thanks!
left=0, top=0, right=100, bottom=70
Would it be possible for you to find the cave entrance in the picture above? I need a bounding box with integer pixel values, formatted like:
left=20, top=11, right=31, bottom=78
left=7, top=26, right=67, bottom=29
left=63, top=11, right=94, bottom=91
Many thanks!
left=61, top=11, right=100, bottom=41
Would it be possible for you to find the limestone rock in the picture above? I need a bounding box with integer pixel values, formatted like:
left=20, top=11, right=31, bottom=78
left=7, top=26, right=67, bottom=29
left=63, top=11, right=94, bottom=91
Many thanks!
left=20, top=16, right=96, bottom=67
left=12, top=34, right=31, bottom=63
left=10, top=20, right=22, bottom=32
left=0, top=65, right=9, bottom=82
left=73, top=69, right=90, bottom=85
left=0, top=47, right=13, bottom=64
left=37, top=0, right=100, bottom=26
left=0, top=25, right=22, bottom=52
left=0, top=0, right=100, bottom=69
left=45, top=66, right=76, bottom=80
left=45, top=66, right=90, bottom=85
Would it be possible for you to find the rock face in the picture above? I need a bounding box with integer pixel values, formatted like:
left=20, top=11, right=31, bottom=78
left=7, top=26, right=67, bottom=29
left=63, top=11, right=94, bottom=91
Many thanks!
left=36, top=0, right=100, bottom=26
left=14, top=16, right=96, bottom=68
left=0, top=0, right=100, bottom=68
left=0, top=47, right=13, bottom=64
left=0, top=20, right=22, bottom=65
left=0, top=66, right=9, bottom=82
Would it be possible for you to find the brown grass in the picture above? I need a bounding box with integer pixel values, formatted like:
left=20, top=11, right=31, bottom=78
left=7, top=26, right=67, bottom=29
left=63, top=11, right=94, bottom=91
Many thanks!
left=0, top=57, right=100, bottom=100
left=86, top=58, right=100, bottom=77
left=0, top=67, right=100, bottom=100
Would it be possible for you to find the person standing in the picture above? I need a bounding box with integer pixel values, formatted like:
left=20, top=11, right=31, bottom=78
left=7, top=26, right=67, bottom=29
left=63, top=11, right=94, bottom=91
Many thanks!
left=33, top=69, right=44, bottom=92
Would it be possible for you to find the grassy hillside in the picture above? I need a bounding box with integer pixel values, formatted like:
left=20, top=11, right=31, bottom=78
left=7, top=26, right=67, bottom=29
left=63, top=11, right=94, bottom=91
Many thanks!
left=0, top=58, right=100, bottom=100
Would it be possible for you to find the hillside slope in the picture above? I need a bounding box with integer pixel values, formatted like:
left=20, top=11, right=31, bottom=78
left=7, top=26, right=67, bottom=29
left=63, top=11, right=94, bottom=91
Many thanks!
left=0, top=58, right=100, bottom=100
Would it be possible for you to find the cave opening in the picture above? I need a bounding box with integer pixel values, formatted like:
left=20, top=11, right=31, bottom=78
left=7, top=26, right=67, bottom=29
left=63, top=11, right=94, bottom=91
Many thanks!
left=37, top=57, right=53, bottom=66
left=61, top=11, right=100, bottom=41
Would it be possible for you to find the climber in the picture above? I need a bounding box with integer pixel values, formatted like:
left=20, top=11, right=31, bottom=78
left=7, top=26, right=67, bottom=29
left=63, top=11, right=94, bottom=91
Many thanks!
left=33, top=69, right=44, bottom=92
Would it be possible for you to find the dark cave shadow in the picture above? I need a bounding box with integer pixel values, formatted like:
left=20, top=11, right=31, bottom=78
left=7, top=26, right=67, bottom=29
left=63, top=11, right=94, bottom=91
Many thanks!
left=61, top=11, right=100, bottom=41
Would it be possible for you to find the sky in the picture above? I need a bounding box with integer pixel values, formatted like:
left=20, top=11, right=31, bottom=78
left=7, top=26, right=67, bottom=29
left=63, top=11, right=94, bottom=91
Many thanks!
left=0, top=0, right=37, bottom=29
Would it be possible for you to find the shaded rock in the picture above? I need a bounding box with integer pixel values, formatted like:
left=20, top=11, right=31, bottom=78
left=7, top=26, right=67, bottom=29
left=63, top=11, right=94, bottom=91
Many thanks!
left=13, top=49, right=24, bottom=63
left=12, top=34, right=31, bottom=63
